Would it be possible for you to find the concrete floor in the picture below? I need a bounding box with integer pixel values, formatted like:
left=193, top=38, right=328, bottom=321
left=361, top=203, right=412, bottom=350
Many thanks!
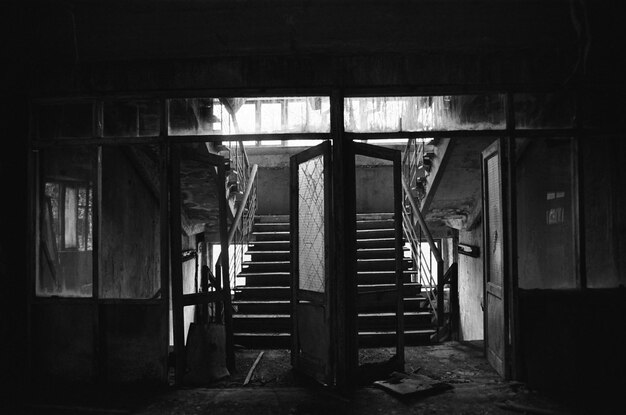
left=17, top=342, right=602, bottom=414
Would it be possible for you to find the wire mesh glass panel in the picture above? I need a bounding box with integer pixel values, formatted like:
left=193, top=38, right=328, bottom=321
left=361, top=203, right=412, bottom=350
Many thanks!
left=298, top=155, right=326, bottom=293
left=486, top=154, right=503, bottom=286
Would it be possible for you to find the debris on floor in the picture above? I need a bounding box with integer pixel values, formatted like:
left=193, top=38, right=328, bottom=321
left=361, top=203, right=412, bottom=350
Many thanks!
left=373, top=371, right=453, bottom=398
left=243, top=351, right=265, bottom=385
left=184, top=322, right=230, bottom=385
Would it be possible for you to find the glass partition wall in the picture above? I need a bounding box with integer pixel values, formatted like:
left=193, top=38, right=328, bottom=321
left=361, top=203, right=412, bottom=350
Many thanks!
left=28, top=91, right=581, bottom=385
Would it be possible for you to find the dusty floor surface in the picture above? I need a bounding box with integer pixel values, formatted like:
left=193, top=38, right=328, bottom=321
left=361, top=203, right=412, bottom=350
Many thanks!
left=16, top=342, right=619, bottom=414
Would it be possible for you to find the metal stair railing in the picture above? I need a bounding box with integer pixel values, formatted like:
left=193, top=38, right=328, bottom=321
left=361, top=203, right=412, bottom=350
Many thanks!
left=401, top=138, right=445, bottom=327
left=224, top=140, right=258, bottom=288
left=402, top=138, right=427, bottom=203
left=216, top=99, right=259, bottom=292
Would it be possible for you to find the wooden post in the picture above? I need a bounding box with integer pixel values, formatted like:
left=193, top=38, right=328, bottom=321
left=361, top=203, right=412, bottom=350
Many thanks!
left=331, top=89, right=357, bottom=391
left=94, top=102, right=104, bottom=382
left=393, top=149, right=405, bottom=371
left=160, top=99, right=171, bottom=381
left=217, top=162, right=235, bottom=373
left=505, top=92, right=519, bottom=380
left=169, top=144, right=186, bottom=385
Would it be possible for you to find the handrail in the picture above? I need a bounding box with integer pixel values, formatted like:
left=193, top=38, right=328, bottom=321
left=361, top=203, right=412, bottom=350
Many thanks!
left=401, top=154, right=446, bottom=327
left=226, top=163, right=258, bottom=245
left=402, top=175, right=442, bottom=263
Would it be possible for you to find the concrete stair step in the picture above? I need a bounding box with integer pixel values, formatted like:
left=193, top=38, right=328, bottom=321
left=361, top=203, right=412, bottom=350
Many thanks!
left=253, top=231, right=290, bottom=241
left=248, top=250, right=291, bottom=262
left=358, top=329, right=437, bottom=347
left=233, top=300, right=291, bottom=314
left=356, top=229, right=396, bottom=239
left=356, top=238, right=397, bottom=249
left=355, top=219, right=396, bottom=230
left=358, top=296, right=427, bottom=313
left=242, top=261, right=290, bottom=273
left=232, top=312, right=433, bottom=334
left=357, top=312, right=433, bottom=331
left=255, top=215, right=289, bottom=223
left=232, top=329, right=438, bottom=350
left=232, top=314, right=290, bottom=332
left=232, top=298, right=428, bottom=314
left=253, top=222, right=290, bottom=232
left=356, top=213, right=394, bottom=221
left=237, top=272, right=290, bottom=287
left=357, top=247, right=406, bottom=259
left=356, top=258, right=413, bottom=271
left=247, top=241, right=291, bottom=251
left=234, top=286, right=290, bottom=301
left=237, top=270, right=416, bottom=286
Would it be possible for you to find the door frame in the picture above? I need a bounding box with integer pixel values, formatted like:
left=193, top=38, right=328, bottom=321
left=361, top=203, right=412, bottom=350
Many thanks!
left=290, top=140, right=335, bottom=385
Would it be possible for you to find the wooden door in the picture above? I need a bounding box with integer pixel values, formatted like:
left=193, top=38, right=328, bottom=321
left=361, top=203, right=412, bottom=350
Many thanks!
left=482, top=140, right=508, bottom=378
left=290, top=141, right=334, bottom=385
left=352, top=142, right=405, bottom=376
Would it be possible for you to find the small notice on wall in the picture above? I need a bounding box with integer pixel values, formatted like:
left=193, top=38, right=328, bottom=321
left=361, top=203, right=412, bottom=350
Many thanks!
left=546, top=191, right=565, bottom=225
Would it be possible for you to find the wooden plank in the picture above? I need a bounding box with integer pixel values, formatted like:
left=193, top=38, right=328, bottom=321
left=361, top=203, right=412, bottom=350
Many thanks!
left=182, top=291, right=220, bottom=306
left=243, top=351, right=264, bottom=385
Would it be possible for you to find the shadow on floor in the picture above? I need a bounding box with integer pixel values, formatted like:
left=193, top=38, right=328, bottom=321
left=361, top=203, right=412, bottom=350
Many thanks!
left=14, top=342, right=602, bottom=414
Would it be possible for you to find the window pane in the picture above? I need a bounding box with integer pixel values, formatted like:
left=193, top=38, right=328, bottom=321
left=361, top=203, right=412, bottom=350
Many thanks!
left=37, top=103, right=93, bottom=139
left=516, top=137, right=576, bottom=289
left=344, top=95, right=506, bottom=132
left=103, top=100, right=160, bottom=137
left=168, top=97, right=330, bottom=135
left=514, top=92, right=575, bottom=129
left=100, top=145, right=161, bottom=298
left=38, top=147, right=95, bottom=297
left=64, top=187, right=78, bottom=248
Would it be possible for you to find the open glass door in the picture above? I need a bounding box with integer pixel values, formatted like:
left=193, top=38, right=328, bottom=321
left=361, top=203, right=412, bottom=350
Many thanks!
left=482, top=139, right=508, bottom=378
left=170, top=143, right=234, bottom=385
left=290, top=141, right=334, bottom=385
left=352, top=142, right=405, bottom=382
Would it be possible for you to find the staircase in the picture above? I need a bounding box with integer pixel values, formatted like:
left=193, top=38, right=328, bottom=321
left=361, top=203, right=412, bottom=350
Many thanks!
left=232, top=213, right=438, bottom=349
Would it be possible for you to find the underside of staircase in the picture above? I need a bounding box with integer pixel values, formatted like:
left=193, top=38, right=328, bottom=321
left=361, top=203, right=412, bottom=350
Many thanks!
left=232, top=213, right=438, bottom=349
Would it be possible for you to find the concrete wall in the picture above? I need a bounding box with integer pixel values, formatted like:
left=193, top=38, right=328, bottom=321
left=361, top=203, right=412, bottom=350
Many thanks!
left=250, top=146, right=397, bottom=215
left=458, top=223, right=484, bottom=341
